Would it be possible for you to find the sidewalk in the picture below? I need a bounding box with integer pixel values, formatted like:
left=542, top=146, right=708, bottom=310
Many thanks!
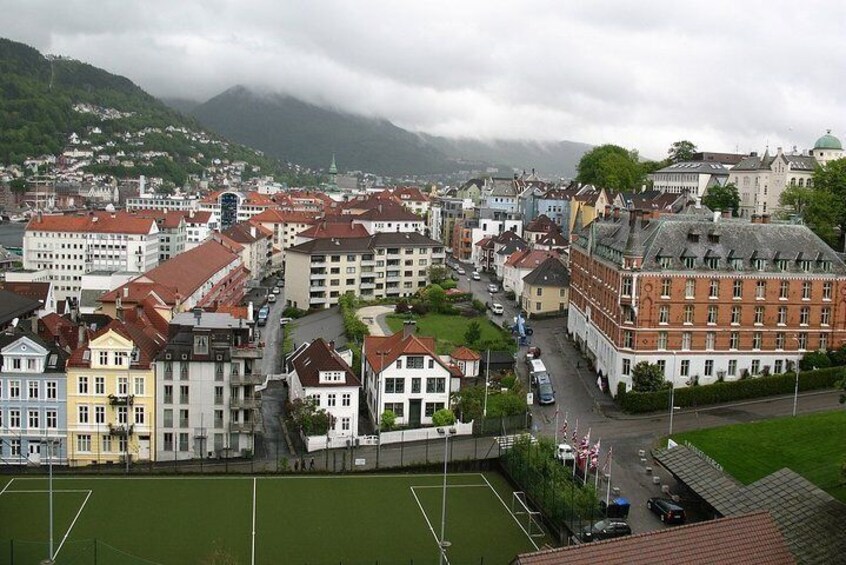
left=356, top=305, right=394, bottom=336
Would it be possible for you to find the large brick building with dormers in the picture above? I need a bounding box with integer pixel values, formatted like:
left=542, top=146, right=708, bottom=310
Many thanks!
left=568, top=210, right=846, bottom=396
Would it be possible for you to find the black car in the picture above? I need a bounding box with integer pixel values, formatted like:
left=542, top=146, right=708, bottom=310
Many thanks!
left=579, top=518, right=632, bottom=542
left=646, top=497, right=686, bottom=524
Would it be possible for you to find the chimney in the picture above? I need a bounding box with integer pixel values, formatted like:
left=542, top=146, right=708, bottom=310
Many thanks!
left=694, top=196, right=702, bottom=209
left=77, top=324, right=86, bottom=348
left=123, top=287, right=129, bottom=298
left=713, top=210, right=721, bottom=223
left=761, top=213, right=770, bottom=224
left=250, top=225, right=256, bottom=238
left=329, top=340, right=335, bottom=351
left=722, top=209, right=732, bottom=219
left=193, top=307, right=203, bottom=325
left=402, top=320, right=417, bottom=338
left=247, top=301, right=254, bottom=322
left=604, top=204, right=611, bottom=217
left=750, top=214, right=760, bottom=224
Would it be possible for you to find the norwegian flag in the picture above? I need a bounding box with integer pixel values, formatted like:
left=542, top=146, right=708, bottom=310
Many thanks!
left=579, top=430, right=591, bottom=453
left=571, top=420, right=579, bottom=445
left=560, top=418, right=568, bottom=438
left=589, top=440, right=601, bottom=470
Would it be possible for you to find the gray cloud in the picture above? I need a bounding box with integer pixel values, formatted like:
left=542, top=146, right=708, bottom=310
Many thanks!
left=1, top=0, right=843, bottom=159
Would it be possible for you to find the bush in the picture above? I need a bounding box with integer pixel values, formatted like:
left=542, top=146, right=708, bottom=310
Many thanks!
left=282, top=306, right=306, bottom=319
left=505, top=290, right=516, bottom=301
left=617, top=367, right=845, bottom=413
left=431, top=408, right=456, bottom=427
left=395, top=299, right=411, bottom=314
left=631, top=361, right=666, bottom=393
left=381, top=410, right=397, bottom=431
left=800, top=350, right=832, bottom=371
left=339, top=293, right=370, bottom=342
left=471, top=299, right=486, bottom=313
left=441, top=279, right=457, bottom=290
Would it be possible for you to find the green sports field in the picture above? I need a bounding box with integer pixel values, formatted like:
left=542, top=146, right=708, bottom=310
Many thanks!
left=672, top=410, right=846, bottom=502
left=0, top=472, right=548, bottom=564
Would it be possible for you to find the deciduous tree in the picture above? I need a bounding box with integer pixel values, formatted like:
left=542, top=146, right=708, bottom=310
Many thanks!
left=576, top=144, right=645, bottom=190
left=667, top=140, right=698, bottom=163
left=702, top=182, right=740, bottom=215
left=631, top=361, right=666, bottom=393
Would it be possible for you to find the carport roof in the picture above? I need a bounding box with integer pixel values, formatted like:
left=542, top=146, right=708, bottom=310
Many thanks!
left=653, top=444, right=743, bottom=515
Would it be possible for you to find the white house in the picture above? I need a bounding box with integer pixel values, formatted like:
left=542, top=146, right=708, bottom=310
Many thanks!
left=288, top=338, right=360, bottom=440
left=362, top=323, right=460, bottom=428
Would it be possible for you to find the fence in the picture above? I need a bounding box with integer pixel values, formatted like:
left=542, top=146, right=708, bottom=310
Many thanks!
left=1, top=539, right=158, bottom=565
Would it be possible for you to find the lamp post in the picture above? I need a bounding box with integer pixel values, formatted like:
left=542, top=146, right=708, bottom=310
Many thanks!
left=668, top=351, right=679, bottom=437
left=792, top=336, right=801, bottom=417
left=41, top=438, right=60, bottom=563
left=437, top=427, right=456, bottom=565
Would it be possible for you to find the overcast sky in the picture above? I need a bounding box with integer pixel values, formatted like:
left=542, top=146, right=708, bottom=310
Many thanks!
left=1, top=1, right=843, bottom=159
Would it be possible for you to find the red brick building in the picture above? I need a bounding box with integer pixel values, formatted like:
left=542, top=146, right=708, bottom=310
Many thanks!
left=568, top=211, right=846, bottom=395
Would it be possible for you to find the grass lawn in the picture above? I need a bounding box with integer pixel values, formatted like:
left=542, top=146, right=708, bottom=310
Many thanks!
left=672, top=410, right=846, bottom=502
left=386, top=313, right=514, bottom=354
left=0, top=472, right=545, bottom=564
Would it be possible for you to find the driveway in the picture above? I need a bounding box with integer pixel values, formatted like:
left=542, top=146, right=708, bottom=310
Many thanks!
left=356, top=305, right=395, bottom=336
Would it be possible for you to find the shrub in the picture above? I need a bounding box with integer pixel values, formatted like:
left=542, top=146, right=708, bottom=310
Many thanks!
left=441, top=279, right=457, bottom=290
left=800, top=350, right=832, bottom=371
left=282, top=306, right=306, bottom=319
left=431, top=408, right=456, bottom=427
left=380, top=410, right=397, bottom=431
left=395, top=299, right=411, bottom=314
left=339, top=292, right=370, bottom=342
left=631, top=361, right=665, bottom=392
left=464, top=320, right=481, bottom=345
left=472, top=298, right=486, bottom=313
left=287, top=398, right=334, bottom=435
left=505, top=290, right=516, bottom=301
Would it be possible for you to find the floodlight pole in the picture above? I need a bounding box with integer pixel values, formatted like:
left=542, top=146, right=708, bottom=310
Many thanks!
left=483, top=349, right=490, bottom=418
left=792, top=335, right=801, bottom=417
left=437, top=427, right=456, bottom=565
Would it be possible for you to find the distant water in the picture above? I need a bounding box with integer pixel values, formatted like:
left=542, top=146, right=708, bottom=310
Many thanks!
left=0, top=222, right=26, bottom=248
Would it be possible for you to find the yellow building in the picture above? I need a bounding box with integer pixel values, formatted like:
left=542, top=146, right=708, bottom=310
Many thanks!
left=521, top=256, right=570, bottom=319
left=66, top=320, right=161, bottom=466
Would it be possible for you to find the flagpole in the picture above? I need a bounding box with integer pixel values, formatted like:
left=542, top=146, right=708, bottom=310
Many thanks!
left=594, top=439, right=602, bottom=491
left=554, top=410, right=559, bottom=445
left=483, top=349, right=490, bottom=418
left=605, top=448, right=613, bottom=508
left=571, top=419, right=579, bottom=479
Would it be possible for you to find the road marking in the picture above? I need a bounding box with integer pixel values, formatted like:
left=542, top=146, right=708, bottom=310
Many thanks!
left=54, top=489, right=92, bottom=559
left=251, top=477, right=257, bottom=565
left=0, top=477, right=13, bottom=496
left=410, top=486, right=450, bottom=565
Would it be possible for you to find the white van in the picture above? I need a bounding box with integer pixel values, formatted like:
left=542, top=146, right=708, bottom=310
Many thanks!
left=529, top=358, right=548, bottom=387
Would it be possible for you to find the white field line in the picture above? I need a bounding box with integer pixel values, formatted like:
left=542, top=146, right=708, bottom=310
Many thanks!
left=410, top=484, right=489, bottom=489
left=251, top=477, right=257, bottom=565
left=10, top=472, right=459, bottom=482
left=54, top=489, right=92, bottom=559
left=479, top=474, right=539, bottom=551
left=409, top=486, right=450, bottom=565
left=0, top=489, right=91, bottom=493
left=0, top=477, right=14, bottom=496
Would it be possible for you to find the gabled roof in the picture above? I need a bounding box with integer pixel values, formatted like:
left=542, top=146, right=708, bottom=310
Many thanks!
left=355, top=202, right=422, bottom=222
left=525, top=215, right=559, bottom=234
left=250, top=208, right=318, bottom=224
left=535, top=230, right=569, bottom=248
left=0, top=327, right=68, bottom=373
left=25, top=211, right=157, bottom=235
left=222, top=222, right=271, bottom=244
left=513, top=511, right=792, bottom=565
left=505, top=249, right=557, bottom=269
left=67, top=319, right=164, bottom=369
left=364, top=329, right=444, bottom=373
left=0, top=282, right=51, bottom=306
left=129, top=210, right=187, bottom=230
left=450, top=346, right=481, bottom=361
left=298, top=221, right=370, bottom=240
left=523, top=256, right=570, bottom=288
left=183, top=211, right=213, bottom=224
left=0, top=290, right=41, bottom=325
left=289, top=338, right=360, bottom=388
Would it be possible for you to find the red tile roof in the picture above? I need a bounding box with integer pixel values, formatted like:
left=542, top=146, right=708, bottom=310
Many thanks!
left=26, top=212, right=157, bottom=235
left=364, top=329, right=450, bottom=374
left=450, top=346, right=481, bottom=361
left=200, top=190, right=276, bottom=207
left=1, top=282, right=51, bottom=305
left=250, top=208, right=319, bottom=224
left=183, top=211, right=213, bottom=224
left=525, top=214, right=559, bottom=234
left=67, top=319, right=164, bottom=369
left=514, top=511, right=793, bottom=565
left=298, top=221, right=370, bottom=239
left=290, top=338, right=360, bottom=388
left=128, top=210, right=187, bottom=229
left=505, top=249, right=558, bottom=269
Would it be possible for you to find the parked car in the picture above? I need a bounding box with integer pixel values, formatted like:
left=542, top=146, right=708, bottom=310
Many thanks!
left=472, top=271, right=481, bottom=280
left=556, top=443, right=575, bottom=464
left=457, top=268, right=466, bottom=275
left=272, top=287, right=281, bottom=295
left=535, top=374, right=555, bottom=405
left=525, top=346, right=542, bottom=361
left=487, top=283, right=498, bottom=293
left=276, top=280, right=285, bottom=288
left=279, top=317, right=293, bottom=326
left=490, top=303, right=504, bottom=315
left=579, top=518, right=631, bottom=542
left=646, top=497, right=686, bottom=524
left=267, top=294, right=277, bottom=303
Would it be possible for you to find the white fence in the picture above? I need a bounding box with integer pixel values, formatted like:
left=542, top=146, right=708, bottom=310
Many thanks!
left=302, top=421, right=474, bottom=453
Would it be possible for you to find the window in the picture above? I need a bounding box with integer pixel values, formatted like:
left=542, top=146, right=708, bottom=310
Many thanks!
left=622, top=358, right=631, bottom=376
left=680, top=359, right=690, bottom=377
left=134, top=377, right=145, bottom=396
left=756, top=280, right=766, bottom=299
left=94, top=376, right=105, bottom=395
left=77, top=376, right=88, bottom=394
left=709, top=279, right=719, bottom=298
left=752, top=332, right=762, bottom=350
left=117, top=377, right=128, bottom=396
left=46, top=410, right=57, bottom=429
left=801, top=282, right=811, bottom=300
left=163, top=409, right=173, bottom=427
left=180, top=385, right=189, bottom=404
left=164, top=433, right=174, bottom=452
left=214, top=410, right=224, bottom=428
left=395, top=359, right=402, bottom=370
left=661, top=278, right=671, bottom=297
left=821, top=307, right=831, bottom=326
left=800, top=307, right=810, bottom=326
left=114, top=352, right=127, bottom=367
left=823, top=281, right=833, bottom=300
left=214, top=386, right=223, bottom=405
left=46, top=381, right=57, bottom=399
left=327, top=394, right=337, bottom=407
left=179, top=433, right=189, bottom=451
left=99, top=351, right=109, bottom=365
left=384, top=402, right=404, bottom=418
left=730, top=332, right=739, bottom=350
left=797, top=332, right=808, bottom=350
left=425, top=402, right=445, bottom=417
left=134, top=406, right=145, bottom=425
left=778, top=306, right=787, bottom=325
left=681, top=332, right=692, bottom=350
left=708, top=306, right=718, bottom=325
left=341, top=417, right=351, bottom=431
left=776, top=333, right=785, bottom=350
left=215, top=362, right=224, bottom=381
left=751, top=360, right=761, bottom=375
left=621, top=277, right=632, bottom=297
left=426, top=378, right=447, bottom=394
left=78, top=405, right=89, bottom=424
left=684, top=279, right=695, bottom=299
left=683, top=305, right=694, bottom=324
left=657, top=332, right=668, bottom=350
left=658, top=305, right=669, bottom=325
left=117, top=406, right=128, bottom=425
left=9, top=409, right=20, bottom=428
left=704, top=360, right=714, bottom=377
left=774, top=360, right=784, bottom=374
left=657, top=360, right=666, bottom=375
left=728, top=360, right=737, bottom=376
left=95, top=405, right=105, bottom=424
left=385, top=378, right=405, bottom=394
left=180, top=363, right=189, bottom=380
left=342, top=393, right=351, bottom=407
left=164, top=361, right=173, bottom=379
left=706, top=332, right=715, bottom=350
left=77, top=434, right=91, bottom=453
left=779, top=281, right=789, bottom=299
left=731, top=306, right=741, bottom=325
left=733, top=280, right=743, bottom=299
left=754, top=306, right=764, bottom=325
left=179, top=409, right=189, bottom=428
left=194, top=335, right=209, bottom=356
left=28, top=410, right=39, bottom=429
left=407, top=356, right=424, bottom=369
left=820, top=333, right=829, bottom=351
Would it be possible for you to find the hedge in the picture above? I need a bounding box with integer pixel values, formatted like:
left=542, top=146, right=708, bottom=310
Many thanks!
left=617, top=366, right=845, bottom=414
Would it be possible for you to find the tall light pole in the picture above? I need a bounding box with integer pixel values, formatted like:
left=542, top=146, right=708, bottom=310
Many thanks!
left=792, top=335, right=801, bottom=417
left=41, top=438, right=59, bottom=563
left=668, top=350, right=678, bottom=437
left=437, top=427, right=456, bottom=565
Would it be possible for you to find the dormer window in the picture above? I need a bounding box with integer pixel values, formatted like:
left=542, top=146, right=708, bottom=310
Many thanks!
left=683, top=256, right=695, bottom=269
left=687, top=231, right=700, bottom=243
left=707, top=232, right=720, bottom=243
left=194, top=335, right=209, bottom=356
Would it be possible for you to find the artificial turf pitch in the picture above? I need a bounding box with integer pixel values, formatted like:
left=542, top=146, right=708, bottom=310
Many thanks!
left=0, top=472, right=546, bottom=564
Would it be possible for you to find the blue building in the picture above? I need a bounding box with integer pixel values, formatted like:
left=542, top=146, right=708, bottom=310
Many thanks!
left=0, top=328, right=68, bottom=465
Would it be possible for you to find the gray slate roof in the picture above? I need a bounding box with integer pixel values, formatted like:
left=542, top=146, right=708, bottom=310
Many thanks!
left=655, top=161, right=729, bottom=174
left=0, top=290, right=41, bottom=325
left=288, top=232, right=442, bottom=255
left=579, top=212, right=846, bottom=275
left=522, top=257, right=570, bottom=287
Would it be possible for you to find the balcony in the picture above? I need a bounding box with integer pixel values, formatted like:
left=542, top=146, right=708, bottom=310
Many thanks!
left=310, top=296, right=327, bottom=305
left=231, top=397, right=259, bottom=409
left=108, top=394, right=135, bottom=406
left=310, top=271, right=327, bottom=280
left=311, top=257, right=327, bottom=266
left=230, top=422, right=257, bottom=434
left=360, top=282, right=376, bottom=290
left=232, top=345, right=263, bottom=359
left=310, top=282, right=327, bottom=290
left=108, top=423, right=135, bottom=437
left=230, top=373, right=264, bottom=385
left=360, top=259, right=376, bottom=267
